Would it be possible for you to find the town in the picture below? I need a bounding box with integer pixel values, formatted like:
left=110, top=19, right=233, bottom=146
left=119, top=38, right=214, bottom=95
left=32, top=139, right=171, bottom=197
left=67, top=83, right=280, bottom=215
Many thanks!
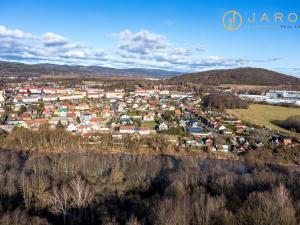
left=0, top=79, right=297, bottom=155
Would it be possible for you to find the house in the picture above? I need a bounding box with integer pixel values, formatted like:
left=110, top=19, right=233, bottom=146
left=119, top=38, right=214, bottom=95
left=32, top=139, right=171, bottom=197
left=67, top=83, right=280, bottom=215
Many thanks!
left=106, top=89, right=124, bottom=99
left=119, top=126, right=135, bottom=134
left=102, top=109, right=114, bottom=119
left=138, top=126, right=150, bottom=135
left=135, top=89, right=154, bottom=97
left=81, top=113, right=93, bottom=123
left=59, top=95, right=85, bottom=101
left=18, top=112, right=32, bottom=121
left=42, top=96, right=58, bottom=102
left=67, top=122, right=78, bottom=133
left=117, top=103, right=126, bottom=113
left=77, top=124, right=92, bottom=134
left=132, top=103, right=139, bottom=109
left=60, top=107, right=68, bottom=117
left=0, top=108, right=5, bottom=116
left=0, top=91, right=5, bottom=103
left=67, top=112, right=76, bottom=122
left=188, top=120, right=199, bottom=127
left=218, top=125, right=232, bottom=135
left=120, top=114, right=131, bottom=124
left=26, top=118, right=48, bottom=130
left=28, top=88, right=42, bottom=95
left=0, top=124, right=14, bottom=133
left=90, top=117, right=104, bottom=124
left=90, top=117, right=105, bottom=131
left=217, top=144, right=231, bottom=153
left=22, top=96, right=41, bottom=103
left=56, top=88, right=67, bottom=95
left=86, top=88, right=104, bottom=99
left=17, top=88, right=29, bottom=95
left=159, top=90, right=170, bottom=96
left=158, top=122, right=168, bottom=131
left=272, top=134, right=292, bottom=145
left=143, top=113, right=155, bottom=121
left=169, top=106, right=175, bottom=111
left=7, top=119, right=24, bottom=127
left=42, top=88, right=56, bottom=95
left=179, top=120, right=187, bottom=127
left=59, top=116, right=68, bottom=126
left=235, top=125, right=248, bottom=133
left=283, top=138, right=292, bottom=145
left=175, top=109, right=181, bottom=118
left=161, top=104, right=167, bottom=110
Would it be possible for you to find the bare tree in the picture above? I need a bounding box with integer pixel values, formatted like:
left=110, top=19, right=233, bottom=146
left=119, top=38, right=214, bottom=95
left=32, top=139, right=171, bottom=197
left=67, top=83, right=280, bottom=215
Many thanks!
left=70, top=175, right=94, bottom=208
left=46, top=183, right=72, bottom=224
left=148, top=135, right=169, bottom=152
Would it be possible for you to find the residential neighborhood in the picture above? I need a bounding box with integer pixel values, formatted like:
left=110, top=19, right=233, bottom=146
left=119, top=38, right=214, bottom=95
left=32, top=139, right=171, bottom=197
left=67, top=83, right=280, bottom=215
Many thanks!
left=0, top=80, right=297, bottom=155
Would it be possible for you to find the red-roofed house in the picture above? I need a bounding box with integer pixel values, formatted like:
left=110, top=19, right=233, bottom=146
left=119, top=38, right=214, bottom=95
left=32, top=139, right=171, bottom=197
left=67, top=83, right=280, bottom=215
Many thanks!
left=119, top=126, right=135, bottom=134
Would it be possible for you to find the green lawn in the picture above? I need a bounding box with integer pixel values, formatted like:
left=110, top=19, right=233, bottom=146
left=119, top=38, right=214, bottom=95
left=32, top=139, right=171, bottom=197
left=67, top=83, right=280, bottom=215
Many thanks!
left=141, top=121, right=157, bottom=127
left=227, top=104, right=300, bottom=136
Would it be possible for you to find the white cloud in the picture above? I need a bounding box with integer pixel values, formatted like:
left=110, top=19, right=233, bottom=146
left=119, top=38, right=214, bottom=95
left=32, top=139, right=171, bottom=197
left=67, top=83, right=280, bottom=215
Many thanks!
left=41, top=32, right=69, bottom=47
left=0, top=25, right=282, bottom=73
left=118, top=29, right=170, bottom=54
left=0, top=25, right=35, bottom=39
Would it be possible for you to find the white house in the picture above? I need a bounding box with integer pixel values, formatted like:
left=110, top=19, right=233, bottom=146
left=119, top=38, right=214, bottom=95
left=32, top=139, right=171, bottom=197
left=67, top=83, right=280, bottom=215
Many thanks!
left=143, top=114, right=155, bottom=121
left=67, top=123, right=78, bottom=133
left=159, top=90, right=170, bottom=96
left=158, top=122, right=168, bottom=131
left=0, top=91, right=5, bottom=103
left=106, top=89, right=124, bottom=99
left=119, top=126, right=135, bottom=134
left=43, top=88, right=57, bottom=95
left=59, top=95, right=85, bottom=100
left=22, top=96, right=41, bottom=103
left=42, top=96, right=58, bottom=102
left=28, top=88, right=42, bottom=95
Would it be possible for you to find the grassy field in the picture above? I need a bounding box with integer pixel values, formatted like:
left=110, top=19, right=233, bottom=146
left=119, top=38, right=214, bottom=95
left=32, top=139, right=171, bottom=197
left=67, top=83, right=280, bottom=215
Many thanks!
left=141, top=121, right=157, bottom=127
left=227, top=104, right=300, bottom=136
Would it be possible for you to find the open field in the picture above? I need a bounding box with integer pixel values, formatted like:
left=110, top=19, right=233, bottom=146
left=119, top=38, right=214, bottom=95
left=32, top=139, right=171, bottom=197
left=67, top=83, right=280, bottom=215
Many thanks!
left=141, top=121, right=157, bottom=127
left=227, top=104, right=300, bottom=136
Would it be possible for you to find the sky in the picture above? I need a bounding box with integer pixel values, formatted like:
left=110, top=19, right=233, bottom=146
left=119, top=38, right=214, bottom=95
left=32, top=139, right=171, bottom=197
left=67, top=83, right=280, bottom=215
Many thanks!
left=0, top=0, right=300, bottom=76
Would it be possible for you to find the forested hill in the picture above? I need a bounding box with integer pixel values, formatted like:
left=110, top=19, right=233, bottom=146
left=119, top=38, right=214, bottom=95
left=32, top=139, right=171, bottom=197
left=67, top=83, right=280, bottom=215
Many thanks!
left=170, top=68, right=300, bottom=85
left=0, top=61, right=180, bottom=78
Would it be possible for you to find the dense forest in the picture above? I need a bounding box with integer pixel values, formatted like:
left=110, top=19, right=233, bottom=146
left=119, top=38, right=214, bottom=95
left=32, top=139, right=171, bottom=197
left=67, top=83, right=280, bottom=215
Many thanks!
left=170, top=68, right=300, bottom=86
left=1, top=149, right=300, bottom=225
left=0, top=128, right=300, bottom=224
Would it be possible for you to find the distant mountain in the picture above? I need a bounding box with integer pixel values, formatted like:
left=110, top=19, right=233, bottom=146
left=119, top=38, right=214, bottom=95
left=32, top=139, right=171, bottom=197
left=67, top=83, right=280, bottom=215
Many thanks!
left=0, top=61, right=180, bottom=78
left=170, top=68, right=300, bottom=86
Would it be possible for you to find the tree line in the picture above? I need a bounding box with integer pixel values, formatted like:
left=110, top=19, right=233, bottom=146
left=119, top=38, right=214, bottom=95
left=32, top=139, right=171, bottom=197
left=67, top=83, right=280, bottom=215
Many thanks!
left=273, top=115, right=300, bottom=133
left=203, top=93, right=248, bottom=110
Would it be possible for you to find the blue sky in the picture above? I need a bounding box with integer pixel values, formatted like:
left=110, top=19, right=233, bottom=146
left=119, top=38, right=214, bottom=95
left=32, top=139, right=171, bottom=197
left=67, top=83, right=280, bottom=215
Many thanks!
left=0, top=0, right=300, bottom=76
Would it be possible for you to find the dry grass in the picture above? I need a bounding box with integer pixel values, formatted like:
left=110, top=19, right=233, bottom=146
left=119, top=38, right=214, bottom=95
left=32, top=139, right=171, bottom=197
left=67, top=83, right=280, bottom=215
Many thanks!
left=218, top=84, right=270, bottom=90
left=227, top=104, right=300, bottom=136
